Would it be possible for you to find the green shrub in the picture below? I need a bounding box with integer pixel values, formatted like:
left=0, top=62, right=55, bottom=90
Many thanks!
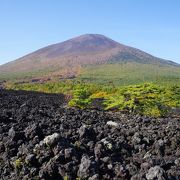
left=14, top=158, right=23, bottom=170
left=68, top=85, right=92, bottom=108
left=6, top=81, right=180, bottom=117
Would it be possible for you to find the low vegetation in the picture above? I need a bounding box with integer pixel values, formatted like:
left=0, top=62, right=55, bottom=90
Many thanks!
left=79, top=63, right=180, bottom=85
left=1, top=62, right=180, bottom=86
left=6, top=81, right=180, bottom=117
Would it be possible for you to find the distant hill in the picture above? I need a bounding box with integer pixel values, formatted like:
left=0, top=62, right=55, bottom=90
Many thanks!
left=0, top=34, right=179, bottom=83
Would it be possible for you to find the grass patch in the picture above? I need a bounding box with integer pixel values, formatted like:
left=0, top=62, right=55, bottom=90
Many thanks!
left=79, top=62, right=180, bottom=86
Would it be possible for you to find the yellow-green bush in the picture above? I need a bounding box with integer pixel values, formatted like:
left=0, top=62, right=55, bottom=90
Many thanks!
left=6, top=81, right=180, bottom=117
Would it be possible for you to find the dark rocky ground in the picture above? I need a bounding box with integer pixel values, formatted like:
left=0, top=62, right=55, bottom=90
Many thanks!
left=0, top=89, right=179, bottom=180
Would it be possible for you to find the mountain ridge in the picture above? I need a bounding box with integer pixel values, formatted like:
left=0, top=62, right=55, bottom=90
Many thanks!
left=0, top=34, right=179, bottom=77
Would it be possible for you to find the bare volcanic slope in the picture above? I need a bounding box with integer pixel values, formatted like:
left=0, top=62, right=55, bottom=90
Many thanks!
left=0, top=34, right=178, bottom=74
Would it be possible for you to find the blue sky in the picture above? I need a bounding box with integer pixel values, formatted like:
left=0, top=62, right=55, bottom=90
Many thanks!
left=0, top=0, right=180, bottom=65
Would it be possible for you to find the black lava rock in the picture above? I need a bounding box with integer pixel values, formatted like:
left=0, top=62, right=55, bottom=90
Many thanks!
left=0, top=89, right=179, bottom=179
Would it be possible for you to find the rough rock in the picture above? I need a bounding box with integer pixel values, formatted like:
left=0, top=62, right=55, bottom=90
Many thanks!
left=43, top=133, right=61, bottom=147
left=0, top=89, right=179, bottom=179
left=146, top=166, right=166, bottom=180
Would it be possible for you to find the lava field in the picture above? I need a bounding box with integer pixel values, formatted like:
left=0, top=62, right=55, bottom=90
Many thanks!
left=0, top=89, right=180, bottom=179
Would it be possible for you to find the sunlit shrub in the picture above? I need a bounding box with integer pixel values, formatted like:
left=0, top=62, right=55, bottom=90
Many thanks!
left=6, top=81, right=180, bottom=117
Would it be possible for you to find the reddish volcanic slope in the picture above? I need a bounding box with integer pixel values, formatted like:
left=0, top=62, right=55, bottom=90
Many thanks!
left=0, top=34, right=178, bottom=74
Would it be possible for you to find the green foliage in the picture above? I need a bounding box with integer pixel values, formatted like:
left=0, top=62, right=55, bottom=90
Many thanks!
left=6, top=81, right=180, bottom=117
left=79, top=63, right=180, bottom=86
left=68, top=85, right=92, bottom=108
left=63, top=176, right=69, bottom=180
left=14, top=158, right=23, bottom=170
left=1, top=62, right=180, bottom=86
left=6, top=81, right=75, bottom=94
left=104, top=83, right=179, bottom=117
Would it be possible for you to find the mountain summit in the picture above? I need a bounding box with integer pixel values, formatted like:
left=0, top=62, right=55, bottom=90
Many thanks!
left=45, top=34, right=120, bottom=55
left=0, top=34, right=178, bottom=75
